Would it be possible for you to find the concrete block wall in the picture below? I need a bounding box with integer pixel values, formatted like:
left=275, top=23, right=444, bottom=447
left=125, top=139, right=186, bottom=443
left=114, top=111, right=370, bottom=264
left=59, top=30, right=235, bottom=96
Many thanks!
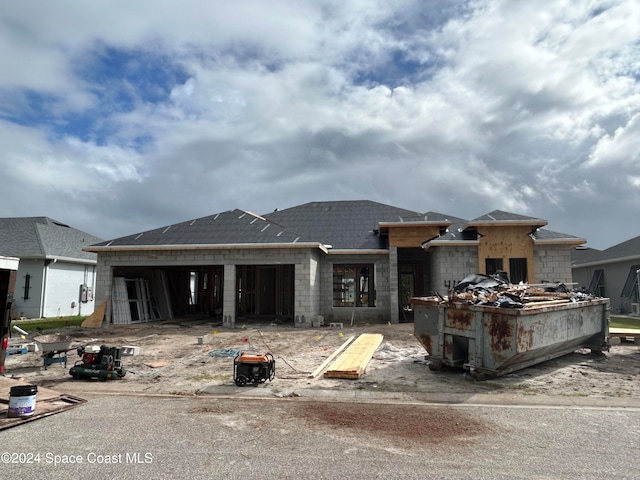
left=429, top=247, right=478, bottom=295
left=94, top=247, right=323, bottom=327
left=388, top=247, right=399, bottom=324
left=319, top=253, right=390, bottom=324
left=293, top=253, right=322, bottom=327
left=534, top=245, right=573, bottom=284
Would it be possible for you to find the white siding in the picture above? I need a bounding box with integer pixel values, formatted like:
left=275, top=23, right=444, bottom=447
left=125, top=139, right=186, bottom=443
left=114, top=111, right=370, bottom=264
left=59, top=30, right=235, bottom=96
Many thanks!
left=42, top=261, right=96, bottom=318
left=12, top=259, right=45, bottom=319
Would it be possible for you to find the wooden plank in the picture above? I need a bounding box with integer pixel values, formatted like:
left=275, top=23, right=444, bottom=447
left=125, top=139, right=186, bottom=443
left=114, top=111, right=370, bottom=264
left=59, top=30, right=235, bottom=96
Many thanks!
left=308, top=336, right=355, bottom=379
left=324, top=333, right=384, bottom=379
left=610, top=328, right=640, bottom=340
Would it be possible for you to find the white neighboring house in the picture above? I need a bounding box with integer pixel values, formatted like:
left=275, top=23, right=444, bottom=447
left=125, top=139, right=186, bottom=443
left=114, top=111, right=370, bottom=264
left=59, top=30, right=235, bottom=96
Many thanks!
left=0, top=217, right=102, bottom=319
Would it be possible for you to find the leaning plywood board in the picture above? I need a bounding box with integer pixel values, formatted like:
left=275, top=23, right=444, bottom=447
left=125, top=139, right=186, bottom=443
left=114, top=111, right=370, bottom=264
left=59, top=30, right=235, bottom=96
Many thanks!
left=324, top=333, right=384, bottom=379
left=81, top=299, right=107, bottom=328
left=0, top=377, right=87, bottom=431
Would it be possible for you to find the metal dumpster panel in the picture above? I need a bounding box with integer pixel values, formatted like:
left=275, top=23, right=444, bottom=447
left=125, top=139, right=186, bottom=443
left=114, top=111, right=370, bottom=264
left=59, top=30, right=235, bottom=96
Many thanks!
left=412, top=298, right=610, bottom=377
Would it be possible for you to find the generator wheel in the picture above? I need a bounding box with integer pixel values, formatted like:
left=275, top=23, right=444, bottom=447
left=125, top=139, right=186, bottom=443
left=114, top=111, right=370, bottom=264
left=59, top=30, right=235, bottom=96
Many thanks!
left=235, top=375, right=247, bottom=387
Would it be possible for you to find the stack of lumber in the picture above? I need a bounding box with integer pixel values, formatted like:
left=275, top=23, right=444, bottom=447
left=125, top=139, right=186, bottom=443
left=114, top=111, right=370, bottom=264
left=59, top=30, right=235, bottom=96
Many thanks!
left=323, top=333, right=384, bottom=380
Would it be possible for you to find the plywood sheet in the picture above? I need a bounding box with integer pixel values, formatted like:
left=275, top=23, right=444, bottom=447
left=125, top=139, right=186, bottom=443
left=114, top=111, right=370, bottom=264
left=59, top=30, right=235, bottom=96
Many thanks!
left=81, top=299, right=107, bottom=328
left=324, top=333, right=384, bottom=379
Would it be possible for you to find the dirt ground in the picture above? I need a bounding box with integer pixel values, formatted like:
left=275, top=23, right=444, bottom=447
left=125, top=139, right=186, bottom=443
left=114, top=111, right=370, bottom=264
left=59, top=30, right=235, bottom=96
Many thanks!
left=4, top=319, right=640, bottom=400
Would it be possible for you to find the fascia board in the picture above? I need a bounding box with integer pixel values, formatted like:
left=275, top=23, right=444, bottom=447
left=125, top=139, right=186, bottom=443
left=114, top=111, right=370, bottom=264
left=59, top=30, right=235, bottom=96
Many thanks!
left=0, top=256, right=19, bottom=270
left=84, top=242, right=329, bottom=254
left=422, top=240, right=479, bottom=251
left=46, top=255, right=98, bottom=265
left=327, top=249, right=388, bottom=255
left=572, top=254, right=640, bottom=269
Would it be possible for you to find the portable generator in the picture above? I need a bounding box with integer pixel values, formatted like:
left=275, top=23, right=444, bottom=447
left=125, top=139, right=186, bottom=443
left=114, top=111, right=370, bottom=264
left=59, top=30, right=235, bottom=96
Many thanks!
left=233, top=352, right=275, bottom=387
left=69, top=345, right=127, bottom=380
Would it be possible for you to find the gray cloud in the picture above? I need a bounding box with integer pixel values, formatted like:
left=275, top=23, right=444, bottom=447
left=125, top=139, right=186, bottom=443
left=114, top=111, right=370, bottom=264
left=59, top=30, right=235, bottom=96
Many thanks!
left=0, top=1, right=638, bottom=250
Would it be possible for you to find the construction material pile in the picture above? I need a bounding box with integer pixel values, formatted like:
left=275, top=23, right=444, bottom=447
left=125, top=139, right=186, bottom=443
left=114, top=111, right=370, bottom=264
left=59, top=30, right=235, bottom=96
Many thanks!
left=429, top=273, right=598, bottom=309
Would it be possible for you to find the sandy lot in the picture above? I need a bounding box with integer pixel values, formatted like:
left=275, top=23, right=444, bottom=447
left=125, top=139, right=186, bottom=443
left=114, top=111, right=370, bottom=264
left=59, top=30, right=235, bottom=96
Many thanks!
left=4, top=319, right=640, bottom=400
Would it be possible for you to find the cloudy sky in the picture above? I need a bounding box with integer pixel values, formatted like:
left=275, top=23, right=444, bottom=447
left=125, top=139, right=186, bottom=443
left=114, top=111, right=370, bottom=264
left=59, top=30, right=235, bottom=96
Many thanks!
left=1, top=0, right=639, bottom=250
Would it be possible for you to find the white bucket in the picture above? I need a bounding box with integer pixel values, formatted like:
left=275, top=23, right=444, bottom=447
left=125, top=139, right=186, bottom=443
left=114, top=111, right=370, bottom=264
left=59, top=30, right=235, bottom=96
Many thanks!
left=8, top=385, right=38, bottom=418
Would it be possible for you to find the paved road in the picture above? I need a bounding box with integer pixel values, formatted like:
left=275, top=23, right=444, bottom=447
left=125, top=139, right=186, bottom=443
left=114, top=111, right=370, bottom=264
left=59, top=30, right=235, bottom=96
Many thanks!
left=1, top=394, right=639, bottom=480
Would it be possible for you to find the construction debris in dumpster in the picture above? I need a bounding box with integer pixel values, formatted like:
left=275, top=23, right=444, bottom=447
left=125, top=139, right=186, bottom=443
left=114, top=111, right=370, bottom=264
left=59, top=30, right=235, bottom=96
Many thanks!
left=432, top=273, right=599, bottom=308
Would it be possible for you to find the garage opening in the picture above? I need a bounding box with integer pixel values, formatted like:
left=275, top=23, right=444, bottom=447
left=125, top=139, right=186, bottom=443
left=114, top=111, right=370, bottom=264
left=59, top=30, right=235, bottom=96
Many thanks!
left=111, top=264, right=294, bottom=324
left=111, top=266, right=224, bottom=323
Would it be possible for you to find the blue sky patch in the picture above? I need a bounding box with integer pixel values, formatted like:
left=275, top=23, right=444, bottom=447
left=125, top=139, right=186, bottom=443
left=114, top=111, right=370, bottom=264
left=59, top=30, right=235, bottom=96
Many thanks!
left=0, top=45, right=189, bottom=148
left=77, top=46, right=190, bottom=108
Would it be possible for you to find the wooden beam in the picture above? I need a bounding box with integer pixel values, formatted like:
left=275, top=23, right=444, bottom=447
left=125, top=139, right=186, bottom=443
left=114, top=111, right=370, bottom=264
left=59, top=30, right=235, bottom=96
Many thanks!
left=324, top=333, right=384, bottom=379
left=308, top=335, right=355, bottom=379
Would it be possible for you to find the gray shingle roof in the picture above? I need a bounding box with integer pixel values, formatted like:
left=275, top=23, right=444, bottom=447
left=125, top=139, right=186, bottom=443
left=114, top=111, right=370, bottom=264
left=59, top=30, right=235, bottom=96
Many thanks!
left=92, top=210, right=303, bottom=248
left=88, top=201, right=583, bottom=251
left=572, top=235, right=640, bottom=266
left=531, top=228, right=585, bottom=243
left=264, top=200, right=423, bottom=249
left=467, top=210, right=548, bottom=226
left=0, top=217, right=102, bottom=261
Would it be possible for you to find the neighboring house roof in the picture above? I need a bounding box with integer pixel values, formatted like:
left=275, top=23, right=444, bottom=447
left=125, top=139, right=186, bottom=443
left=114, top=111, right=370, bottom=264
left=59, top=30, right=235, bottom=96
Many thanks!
left=572, top=235, right=640, bottom=267
left=0, top=217, right=102, bottom=262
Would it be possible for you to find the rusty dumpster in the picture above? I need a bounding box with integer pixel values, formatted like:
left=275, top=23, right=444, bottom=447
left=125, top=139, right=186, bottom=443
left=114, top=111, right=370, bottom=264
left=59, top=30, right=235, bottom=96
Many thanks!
left=411, top=297, right=611, bottom=378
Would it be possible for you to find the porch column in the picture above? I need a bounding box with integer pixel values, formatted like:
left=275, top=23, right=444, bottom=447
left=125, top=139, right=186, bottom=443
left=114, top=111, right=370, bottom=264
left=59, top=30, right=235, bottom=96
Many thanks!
left=294, top=259, right=318, bottom=328
left=222, top=264, right=236, bottom=328
left=389, top=247, right=399, bottom=324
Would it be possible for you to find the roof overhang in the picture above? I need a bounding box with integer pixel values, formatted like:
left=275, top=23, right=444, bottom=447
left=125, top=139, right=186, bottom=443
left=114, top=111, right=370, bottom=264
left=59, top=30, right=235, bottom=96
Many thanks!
left=572, top=253, right=640, bottom=269
left=327, top=249, right=388, bottom=255
left=422, top=240, right=480, bottom=251
left=14, top=255, right=97, bottom=265
left=532, top=238, right=586, bottom=246
left=85, top=242, right=331, bottom=254
left=466, top=219, right=548, bottom=228
left=0, top=256, right=19, bottom=270
left=378, top=221, right=451, bottom=234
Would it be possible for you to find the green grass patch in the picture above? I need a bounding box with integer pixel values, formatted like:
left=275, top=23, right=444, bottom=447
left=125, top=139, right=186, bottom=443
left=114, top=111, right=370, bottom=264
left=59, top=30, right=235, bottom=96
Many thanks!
left=610, top=316, right=640, bottom=330
left=11, top=316, right=86, bottom=334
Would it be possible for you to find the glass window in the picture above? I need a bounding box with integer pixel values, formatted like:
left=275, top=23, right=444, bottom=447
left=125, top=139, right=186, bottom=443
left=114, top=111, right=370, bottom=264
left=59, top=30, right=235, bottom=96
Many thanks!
left=333, top=265, right=374, bottom=307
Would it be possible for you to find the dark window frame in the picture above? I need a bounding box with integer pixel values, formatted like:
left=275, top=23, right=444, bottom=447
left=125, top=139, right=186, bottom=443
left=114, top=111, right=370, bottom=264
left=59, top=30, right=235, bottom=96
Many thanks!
left=509, top=258, right=528, bottom=284
left=485, top=258, right=504, bottom=276
left=332, top=264, right=375, bottom=307
left=23, top=274, right=30, bottom=300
